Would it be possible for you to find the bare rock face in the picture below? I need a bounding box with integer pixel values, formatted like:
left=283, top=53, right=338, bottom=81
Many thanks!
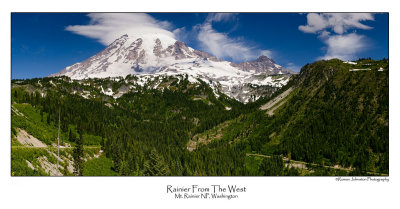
left=192, top=50, right=220, bottom=62
left=233, top=55, right=295, bottom=74
left=153, top=38, right=163, bottom=57
left=126, top=38, right=143, bottom=62
left=166, top=41, right=190, bottom=60
left=153, top=39, right=220, bottom=61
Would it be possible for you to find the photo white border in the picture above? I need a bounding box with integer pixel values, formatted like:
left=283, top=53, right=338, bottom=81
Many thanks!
left=1, top=0, right=399, bottom=208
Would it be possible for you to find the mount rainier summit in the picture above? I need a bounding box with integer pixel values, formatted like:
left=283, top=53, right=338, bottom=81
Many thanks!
left=50, top=34, right=296, bottom=102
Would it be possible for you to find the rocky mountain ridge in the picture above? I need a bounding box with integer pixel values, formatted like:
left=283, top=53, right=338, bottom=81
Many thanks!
left=50, top=34, right=295, bottom=103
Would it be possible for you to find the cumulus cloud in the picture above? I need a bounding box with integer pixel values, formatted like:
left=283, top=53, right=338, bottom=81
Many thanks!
left=299, top=13, right=374, bottom=34
left=299, top=13, right=328, bottom=33
left=299, top=13, right=374, bottom=60
left=65, top=13, right=175, bottom=45
left=319, top=33, right=367, bottom=60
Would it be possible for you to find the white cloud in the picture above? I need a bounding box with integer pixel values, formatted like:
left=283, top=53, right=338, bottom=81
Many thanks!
left=66, top=13, right=273, bottom=63
left=299, top=13, right=374, bottom=60
left=65, top=13, right=175, bottom=45
left=260, top=50, right=273, bottom=58
left=319, top=33, right=367, bottom=60
left=172, top=27, right=188, bottom=42
left=299, top=13, right=328, bottom=33
left=195, top=13, right=273, bottom=62
left=206, top=13, right=237, bottom=23
left=197, top=22, right=269, bottom=62
left=318, top=30, right=331, bottom=38
left=299, top=13, right=374, bottom=34
left=286, top=62, right=301, bottom=72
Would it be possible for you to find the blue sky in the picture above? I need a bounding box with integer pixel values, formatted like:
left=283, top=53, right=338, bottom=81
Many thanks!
left=11, top=13, right=388, bottom=79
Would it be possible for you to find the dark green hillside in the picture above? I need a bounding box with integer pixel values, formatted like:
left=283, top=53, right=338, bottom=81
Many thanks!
left=215, top=59, right=388, bottom=175
left=11, top=59, right=389, bottom=176
left=277, top=59, right=389, bottom=173
left=11, top=75, right=250, bottom=176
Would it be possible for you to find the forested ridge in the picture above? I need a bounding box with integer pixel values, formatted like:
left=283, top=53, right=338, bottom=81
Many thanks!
left=225, top=59, right=389, bottom=175
left=11, top=59, right=389, bottom=176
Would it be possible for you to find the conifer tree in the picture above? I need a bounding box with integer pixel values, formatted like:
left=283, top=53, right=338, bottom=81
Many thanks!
left=73, top=132, right=84, bottom=176
left=260, top=156, right=284, bottom=176
left=144, top=149, right=170, bottom=176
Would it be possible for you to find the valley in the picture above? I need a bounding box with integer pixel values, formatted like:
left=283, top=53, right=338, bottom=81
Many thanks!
left=11, top=58, right=388, bottom=176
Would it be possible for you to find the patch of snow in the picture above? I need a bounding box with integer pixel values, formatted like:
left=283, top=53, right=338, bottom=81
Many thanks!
left=100, top=85, right=114, bottom=96
left=187, top=75, right=199, bottom=83
left=344, top=61, right=357, bottom=65
left=349, top=68, right=371, bottom=72
left=81, top=91, right=91, bottom=99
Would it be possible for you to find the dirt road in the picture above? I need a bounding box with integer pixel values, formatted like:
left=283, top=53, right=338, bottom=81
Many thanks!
left=246, top=153, right=387, bottom=176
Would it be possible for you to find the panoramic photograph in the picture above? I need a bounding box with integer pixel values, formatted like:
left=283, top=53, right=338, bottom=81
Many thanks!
left=11, top=12, right=388, bottom=176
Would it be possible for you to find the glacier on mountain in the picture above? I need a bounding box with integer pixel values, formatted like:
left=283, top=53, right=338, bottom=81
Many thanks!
left=50, top=34, right=295, bottom=103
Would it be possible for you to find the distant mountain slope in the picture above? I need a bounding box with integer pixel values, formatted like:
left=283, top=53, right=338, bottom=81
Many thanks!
left=233, top=55, right=296, bottom=74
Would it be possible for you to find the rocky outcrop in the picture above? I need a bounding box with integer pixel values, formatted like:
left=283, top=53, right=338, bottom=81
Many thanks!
left=233, top=55, right=296, bottom=74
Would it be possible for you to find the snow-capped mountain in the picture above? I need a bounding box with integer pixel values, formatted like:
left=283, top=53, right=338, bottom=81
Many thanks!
left=50, top=34, right=295, bottom=103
